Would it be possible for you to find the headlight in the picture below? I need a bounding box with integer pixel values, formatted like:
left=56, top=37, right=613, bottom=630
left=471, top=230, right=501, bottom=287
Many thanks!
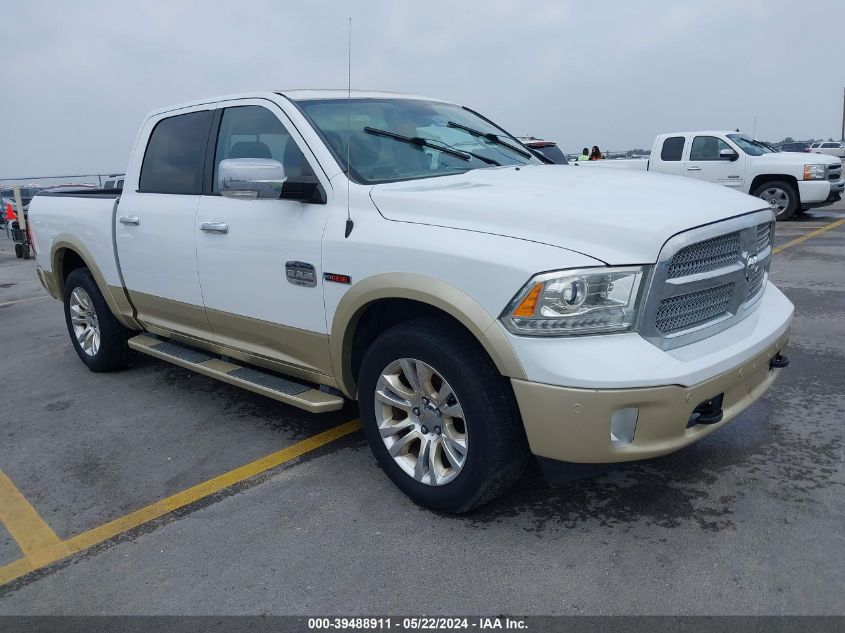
left=803, top=164, right=826, bottom=180
left=501, top=266, right=647, bottom=336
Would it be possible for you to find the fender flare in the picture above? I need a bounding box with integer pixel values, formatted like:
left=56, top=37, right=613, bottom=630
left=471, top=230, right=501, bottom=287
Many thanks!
left=329, top=272, right=526, bottom=398
left=51, top=237, right=140, bottom=330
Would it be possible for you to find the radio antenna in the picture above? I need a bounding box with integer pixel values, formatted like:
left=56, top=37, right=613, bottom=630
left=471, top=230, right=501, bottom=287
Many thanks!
left=344, top=17, right=354, bottom=238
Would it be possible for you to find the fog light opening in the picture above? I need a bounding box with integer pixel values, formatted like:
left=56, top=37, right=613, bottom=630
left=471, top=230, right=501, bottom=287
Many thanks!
left=611, top=407, right=639, bottom=445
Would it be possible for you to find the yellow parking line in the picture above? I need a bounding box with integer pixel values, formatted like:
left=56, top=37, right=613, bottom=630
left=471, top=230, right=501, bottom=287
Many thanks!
left=0, top=295, right=50, bottom=308
left=0, top=418, right=361, bottom=587
left=0, top=470, right=70, bottom=568
left=774, top=218, right=845, bottom=254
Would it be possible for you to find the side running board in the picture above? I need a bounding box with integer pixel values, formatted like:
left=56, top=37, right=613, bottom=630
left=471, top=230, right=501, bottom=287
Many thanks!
left=128, top=334, right=344, bottom=413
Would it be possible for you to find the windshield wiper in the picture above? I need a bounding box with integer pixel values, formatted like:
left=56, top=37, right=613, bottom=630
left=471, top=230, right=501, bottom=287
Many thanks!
left=446, top=121, right=531, bottom=158
left=364, top=127, right=470, bottom=161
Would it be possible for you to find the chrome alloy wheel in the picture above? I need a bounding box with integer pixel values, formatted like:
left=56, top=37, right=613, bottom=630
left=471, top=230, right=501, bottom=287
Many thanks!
left=759, top=186, right=791, bottom=216
left=374, top=358, right=468, bottom=486
left=69, top=287, right=100, bottom=356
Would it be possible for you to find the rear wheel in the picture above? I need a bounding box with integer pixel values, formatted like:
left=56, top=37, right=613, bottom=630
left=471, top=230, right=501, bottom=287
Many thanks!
left=63, top=268, right=134, bottom=372
left=358, top=317, right=529, bottom=513
left=753, top=180, right=798, bottom=221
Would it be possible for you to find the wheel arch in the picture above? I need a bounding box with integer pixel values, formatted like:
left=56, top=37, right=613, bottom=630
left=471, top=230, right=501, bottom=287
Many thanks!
left=749, top=174, right=800, bottom=201
left=51, top=238, right=140, bottom=330
left=330, top=273, right=526, bottom=399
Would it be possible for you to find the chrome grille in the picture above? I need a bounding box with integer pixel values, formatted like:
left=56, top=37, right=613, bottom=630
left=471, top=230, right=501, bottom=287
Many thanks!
left=666, top=231, right=742, bottom=279
left=655, top=283, right=735, bottom=334
left=746, top=267, right=766, bottom=301
left=829, top=164, right=842, bottom=181
left=756, top=222, right=773, bottom=253
left=641, top=209, right=775, bottom=350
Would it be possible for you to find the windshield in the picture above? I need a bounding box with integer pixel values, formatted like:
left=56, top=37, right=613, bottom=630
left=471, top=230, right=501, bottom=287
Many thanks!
left=727, top=134, right=774, bottom=156
left=296, top=98, right=541, bottom=184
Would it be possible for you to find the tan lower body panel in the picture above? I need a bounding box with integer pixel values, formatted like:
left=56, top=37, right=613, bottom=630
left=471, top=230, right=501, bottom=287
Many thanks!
left=512, top=334, right=789, bottom=463
left=128, top=335, right=343, bottom=413
left=127, top=290, right=336, bottom=388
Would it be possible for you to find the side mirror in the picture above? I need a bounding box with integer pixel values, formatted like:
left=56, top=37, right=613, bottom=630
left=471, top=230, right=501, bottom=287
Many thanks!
left=219, top=158, right=286, bottom=200
left=720, top=148, right=739, bottom=161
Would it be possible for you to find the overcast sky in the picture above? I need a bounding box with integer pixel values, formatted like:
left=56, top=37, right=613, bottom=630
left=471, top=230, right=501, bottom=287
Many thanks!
left=1, top=0, right=843, bottom=178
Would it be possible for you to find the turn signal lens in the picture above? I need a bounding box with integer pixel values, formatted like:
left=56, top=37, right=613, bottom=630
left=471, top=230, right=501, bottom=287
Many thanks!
left=513, top=283, right=542, bottom=317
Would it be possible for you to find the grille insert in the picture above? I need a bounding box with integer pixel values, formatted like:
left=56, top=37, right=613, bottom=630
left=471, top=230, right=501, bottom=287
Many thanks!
left=746, top=267, right=766, bottom=301
left=655, top=283, right=735, bottom=334
left=756, top=222, right=773, bottom=253
left=667, top=231, right=742, bottom=279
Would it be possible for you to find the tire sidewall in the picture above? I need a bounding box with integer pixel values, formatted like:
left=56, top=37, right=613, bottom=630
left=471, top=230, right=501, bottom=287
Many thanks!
left=62, top=268, right=126, bottom=372
left=358, top=324, right=513, bottom=513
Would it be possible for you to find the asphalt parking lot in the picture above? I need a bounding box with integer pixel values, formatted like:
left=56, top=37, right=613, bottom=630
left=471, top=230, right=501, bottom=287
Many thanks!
left=0, top=205, right=844, bottom=616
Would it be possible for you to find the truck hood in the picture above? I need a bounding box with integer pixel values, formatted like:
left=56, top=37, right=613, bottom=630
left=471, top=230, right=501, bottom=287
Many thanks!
left=370, top=165, right=767, bottom=264
left=759, top=151, right=840, bottom=166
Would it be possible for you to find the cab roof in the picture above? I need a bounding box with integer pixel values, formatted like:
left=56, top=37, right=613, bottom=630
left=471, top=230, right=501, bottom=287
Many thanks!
left=145, top=89, right=452, bottom=118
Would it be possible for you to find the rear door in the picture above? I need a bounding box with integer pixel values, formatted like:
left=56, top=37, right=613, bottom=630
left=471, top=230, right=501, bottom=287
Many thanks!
left=194, top=99, right=334, bottom=377
left=116, top=105, right=215, bottom=339
left=650, top=135, right=687, bottom=177
left=683, top=135, right=745, bottom=189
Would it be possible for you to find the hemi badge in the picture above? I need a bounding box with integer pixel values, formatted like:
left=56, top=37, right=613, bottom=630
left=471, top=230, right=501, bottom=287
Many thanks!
left=324, top=272, right=351, bottom=284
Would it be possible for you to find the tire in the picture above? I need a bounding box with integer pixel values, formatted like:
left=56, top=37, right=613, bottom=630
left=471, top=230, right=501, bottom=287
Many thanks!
left=358, top=317, right=529, bottom=513
left=14, top=244, right=23, bottom=258
left=63, top=267, right=134, bottom=372
left=752, top=180, right=799, bottom=221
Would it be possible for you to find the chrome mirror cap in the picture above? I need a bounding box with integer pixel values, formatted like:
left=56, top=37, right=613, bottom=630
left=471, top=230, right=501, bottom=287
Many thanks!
left=218, top=158, right=286, bottom=200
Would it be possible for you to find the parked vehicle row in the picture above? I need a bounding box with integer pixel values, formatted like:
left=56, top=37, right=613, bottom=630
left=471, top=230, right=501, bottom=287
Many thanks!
left=809, top=141, right=845, bottom=158
left=29, top=91, right=793, bottom=512
left=574, top=130, right=843, bottom=220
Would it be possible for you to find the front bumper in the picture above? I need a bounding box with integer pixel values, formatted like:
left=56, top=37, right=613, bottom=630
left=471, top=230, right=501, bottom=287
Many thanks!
left=797, top=179, right=832, bottom=205
left=512, top=333, right=789, bottom=464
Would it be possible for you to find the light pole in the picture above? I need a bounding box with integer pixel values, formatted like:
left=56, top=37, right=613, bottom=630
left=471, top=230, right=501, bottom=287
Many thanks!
left=841, top=87, right=844, bottom=142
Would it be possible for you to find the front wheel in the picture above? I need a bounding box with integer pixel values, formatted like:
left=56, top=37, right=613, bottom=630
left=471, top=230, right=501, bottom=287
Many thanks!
left=753, top=180, right=799, bottom=221
left=63, top=267, right=134, bottom=372
left=358, top=317, right=529, bottom=513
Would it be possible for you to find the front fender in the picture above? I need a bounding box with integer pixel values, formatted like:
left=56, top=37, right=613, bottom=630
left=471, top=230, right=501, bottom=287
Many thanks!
left=329, top=272, right=527, bottom=398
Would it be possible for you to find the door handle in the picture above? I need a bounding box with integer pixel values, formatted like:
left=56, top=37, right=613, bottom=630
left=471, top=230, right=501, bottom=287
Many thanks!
left=119, top=215, right=140, bottom=225
left=199, top=221, right=229, bottom=234
left=686, top=166, right=702, bottom=171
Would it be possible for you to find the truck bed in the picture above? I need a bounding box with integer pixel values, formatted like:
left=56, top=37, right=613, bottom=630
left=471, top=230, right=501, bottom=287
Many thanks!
left=29, top=190, right=124, bottom=291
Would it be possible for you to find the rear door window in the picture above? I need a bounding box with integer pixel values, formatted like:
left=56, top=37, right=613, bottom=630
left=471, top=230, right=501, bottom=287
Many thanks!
left=660, top=136, right=685, bottom=161
left=139, top=110, right=213, bottom=194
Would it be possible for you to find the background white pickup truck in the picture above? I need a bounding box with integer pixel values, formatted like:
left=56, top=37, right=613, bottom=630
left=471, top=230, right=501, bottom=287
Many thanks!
left=28, top=91, right=793, bottom=512
left=578, top=130, right=844, bottom=220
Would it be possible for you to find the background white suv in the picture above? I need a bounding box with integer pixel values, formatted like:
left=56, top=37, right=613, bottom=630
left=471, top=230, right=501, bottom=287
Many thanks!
left=810, top=141, right=845, bottom=158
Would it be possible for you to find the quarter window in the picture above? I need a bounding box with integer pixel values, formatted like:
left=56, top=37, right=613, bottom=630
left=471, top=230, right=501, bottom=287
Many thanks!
left=139, top=110, right=213, bottom=194
left=689, top=136, right=732, bottom=161
left=213, top=105, right=313, bottom=192
left=660, top=137, right=685, bottom=161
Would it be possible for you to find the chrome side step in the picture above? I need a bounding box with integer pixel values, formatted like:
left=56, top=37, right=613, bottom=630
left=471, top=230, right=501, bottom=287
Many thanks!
left=128, top=334, right=344, bottom=413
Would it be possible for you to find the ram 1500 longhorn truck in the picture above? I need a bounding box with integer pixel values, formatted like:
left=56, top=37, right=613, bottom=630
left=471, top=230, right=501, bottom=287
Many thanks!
left=29, top=91, right=794, bottom=513
left=577, top=130, right=843, bottom=220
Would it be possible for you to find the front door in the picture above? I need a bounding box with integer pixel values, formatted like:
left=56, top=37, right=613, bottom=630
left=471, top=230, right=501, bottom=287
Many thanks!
left=684, top=135, right=745, bottom=190
left=116, top=107, right=215, bottom=339
left=195, top=100, right=334, bottom=376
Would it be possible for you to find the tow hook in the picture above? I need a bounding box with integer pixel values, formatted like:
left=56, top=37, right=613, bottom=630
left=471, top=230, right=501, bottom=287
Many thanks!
left=770, top=353, right=790, bottom=369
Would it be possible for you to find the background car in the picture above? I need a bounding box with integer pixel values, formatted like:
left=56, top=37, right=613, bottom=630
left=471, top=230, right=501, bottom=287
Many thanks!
left=778, top=141, right=811, bottom=153
left=810, top=141, right=845, bottom=158
left=517, top=137, right=568, bottom=164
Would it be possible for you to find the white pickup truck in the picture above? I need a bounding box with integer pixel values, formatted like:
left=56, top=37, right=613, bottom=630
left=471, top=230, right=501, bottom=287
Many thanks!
left=29, top=91, right=793, bottom=512
left=577, top=130, right=844, bottom=220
